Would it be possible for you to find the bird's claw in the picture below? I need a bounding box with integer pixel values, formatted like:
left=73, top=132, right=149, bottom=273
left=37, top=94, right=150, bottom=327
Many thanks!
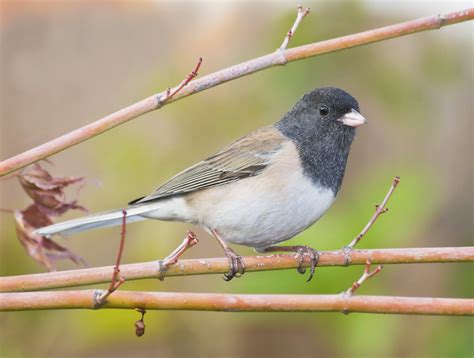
left=223, top=249, right=245, bottom=281
left=295, top=246, right=320, bottom=282
left=260, top=244, right=320, bottom=282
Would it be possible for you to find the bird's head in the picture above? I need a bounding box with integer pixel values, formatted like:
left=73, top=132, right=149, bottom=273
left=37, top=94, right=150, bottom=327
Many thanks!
left=277, top=87, right=366, bottom=147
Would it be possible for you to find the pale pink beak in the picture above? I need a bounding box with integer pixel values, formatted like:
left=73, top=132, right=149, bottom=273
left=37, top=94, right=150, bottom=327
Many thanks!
left=340, top=109, right=367, bottom=127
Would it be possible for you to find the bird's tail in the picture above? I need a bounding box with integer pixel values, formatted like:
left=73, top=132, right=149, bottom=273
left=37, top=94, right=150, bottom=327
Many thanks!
left=34, top=202, right=161, bottom=237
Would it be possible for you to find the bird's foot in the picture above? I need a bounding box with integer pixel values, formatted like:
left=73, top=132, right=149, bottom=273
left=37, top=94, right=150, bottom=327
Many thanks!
left=261, top=245, right=319, bottom=282
left=222, top=246, right=246, bottom=281
left=210, top=229, right=246, bottom=281
left=294, top=246, right=319, bottom=281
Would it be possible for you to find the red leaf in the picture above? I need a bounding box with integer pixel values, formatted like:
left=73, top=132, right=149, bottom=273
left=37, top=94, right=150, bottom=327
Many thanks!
left=12, top=163, right=88, bottom=270
left=17, top=163, right=86, bottom=216
left=14, top=205, right=86, bottom=271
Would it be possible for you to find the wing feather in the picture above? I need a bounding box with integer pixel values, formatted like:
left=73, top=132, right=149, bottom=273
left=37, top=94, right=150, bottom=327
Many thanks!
left=133, top=126, right=286, bottom=203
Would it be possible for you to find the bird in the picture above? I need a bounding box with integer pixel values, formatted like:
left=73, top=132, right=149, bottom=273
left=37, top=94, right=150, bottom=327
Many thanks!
left=36, top=87, right=366, bottom=281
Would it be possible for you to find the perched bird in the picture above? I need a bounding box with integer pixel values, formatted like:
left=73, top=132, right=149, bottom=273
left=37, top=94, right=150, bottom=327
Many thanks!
left=36, top=87, right=366, bottom=281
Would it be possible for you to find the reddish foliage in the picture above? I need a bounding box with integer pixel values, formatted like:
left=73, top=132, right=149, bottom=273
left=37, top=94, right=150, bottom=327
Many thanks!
left=14, top=205, right=85, bottom=271
left=17, top=164, right=86, bottom=215
left=12, top=163, right=87, bottom=270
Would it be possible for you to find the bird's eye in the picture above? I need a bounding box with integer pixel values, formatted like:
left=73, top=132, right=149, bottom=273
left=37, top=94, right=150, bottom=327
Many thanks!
left=319, top=105, right=330, bottom=117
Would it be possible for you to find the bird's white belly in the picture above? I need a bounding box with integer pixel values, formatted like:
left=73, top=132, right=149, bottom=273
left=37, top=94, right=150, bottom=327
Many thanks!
left=187, top=142, right=336, bottom=248
left=204, top=179, right=334, bottom=248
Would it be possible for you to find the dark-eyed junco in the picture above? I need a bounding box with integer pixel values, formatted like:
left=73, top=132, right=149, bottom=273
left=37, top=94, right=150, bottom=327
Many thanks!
left=36, top=87, right=366, bottom=281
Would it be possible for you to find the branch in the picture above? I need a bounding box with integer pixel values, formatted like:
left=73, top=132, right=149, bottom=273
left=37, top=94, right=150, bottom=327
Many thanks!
left=158, top=58, right=203, bottom=104
left=95, top=210, right=127, bottom=305
left=278, top=4, right=310, bottom=51
left=345, top=259, right=383, bottom=296
left=347, top=176, right=400, bottom=249
left=157, top=230, right=198, bottom=280
left=0, top=8, right=472, bottom=176
left=0, top=290, right=472, bottom=315
left=1, top=247, right=472, bottom=292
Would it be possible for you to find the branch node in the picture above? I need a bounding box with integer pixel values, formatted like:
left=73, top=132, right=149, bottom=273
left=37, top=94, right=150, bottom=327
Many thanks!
left=437, top=14, right=448, bottom=28
left=344, top=259, right=383, bottom=297
left=341, top=246, right=353, bottom=266
left=158, top=57, right=203, bottom=106
left=157, top=231, right=199, bottom=280
left=92, top=289, right=107, bottom=309
left=341, top=308, right=350, bottom=315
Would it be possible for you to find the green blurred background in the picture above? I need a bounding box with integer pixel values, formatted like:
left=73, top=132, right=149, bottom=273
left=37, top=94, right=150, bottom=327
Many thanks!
left=0, top=1, right=472, bottom=357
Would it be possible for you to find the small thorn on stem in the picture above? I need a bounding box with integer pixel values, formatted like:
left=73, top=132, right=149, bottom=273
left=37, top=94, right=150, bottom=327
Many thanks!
left=278, top=4, right=310, bottom=51
left=158, top=231, right=199, bottom=280
left=159, top=57, right=203, bottom=104
left=374, top=204, right=389, bottom=213
left=346, top=176, right=400, bottom=249
left=345, top=259, right=383, bottom=296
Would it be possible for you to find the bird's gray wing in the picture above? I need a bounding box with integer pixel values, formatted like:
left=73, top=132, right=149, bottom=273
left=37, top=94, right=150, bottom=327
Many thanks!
left=132, top=126, right=287, bottom=203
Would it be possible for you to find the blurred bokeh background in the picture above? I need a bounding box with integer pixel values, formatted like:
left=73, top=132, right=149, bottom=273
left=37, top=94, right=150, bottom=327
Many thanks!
left=1, top=1, right=472, bottom=357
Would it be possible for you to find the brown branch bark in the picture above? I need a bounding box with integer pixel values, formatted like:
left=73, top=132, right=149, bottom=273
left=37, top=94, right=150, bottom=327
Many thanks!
left=1, top=247, right=472, bottom=293
left=0, top=8, right=472, bottom=176
left=1, top=290, right=472, bottom=315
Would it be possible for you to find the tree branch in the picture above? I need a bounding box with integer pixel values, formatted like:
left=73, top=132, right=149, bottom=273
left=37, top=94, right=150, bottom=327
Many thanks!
left=158, top=58, right=203, bottom=104
left=157, top=230, right=198, bottom=279
left=278, top=4, right=310, bottom=51
left=0, top=290, right=472, bottom=315
left=344, top=259, right=383, bottom=296
left=95, top=210, right=127, bottom=305
left=347, top=176, right=400, bottom=249
left=1, top=247, right=472, bottom=292
left=0, top=8, right=472, bottom=176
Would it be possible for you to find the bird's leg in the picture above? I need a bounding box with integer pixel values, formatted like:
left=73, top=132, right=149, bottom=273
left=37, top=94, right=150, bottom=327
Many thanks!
left=259, top=245, right=320, bottom=282
left=211, top=229, right=245, bottom=281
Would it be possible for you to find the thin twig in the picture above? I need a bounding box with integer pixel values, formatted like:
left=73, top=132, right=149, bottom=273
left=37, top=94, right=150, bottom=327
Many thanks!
left=345, top=259, right=383, bottom=296
left=95, top=229, right=198, bottom=305
left=0, top=9, right=472, bottom=176
left=157, top=230, right=199, bottom=280
left=1, top=247, right=472, bottom=293
left=1, top=290, right=472, bottom=315
left=278, top=4, right=310, bottom=51
left=347, top=176, right=400, bottom=249
left=159, top=57, right=203, bottom=104
left=95, top=210, right=127, bottom=305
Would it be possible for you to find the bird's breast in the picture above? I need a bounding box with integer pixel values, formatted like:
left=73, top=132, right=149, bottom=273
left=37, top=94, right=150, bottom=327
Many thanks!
left=187, top=141, right=336, bottom=248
